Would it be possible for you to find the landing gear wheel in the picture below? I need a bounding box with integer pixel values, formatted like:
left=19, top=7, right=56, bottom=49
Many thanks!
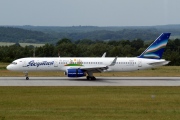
left=26, top=77, right=29, bottom=80
left=86, top=76, right=96, bottom=80
left=92, top=77, right=96, bottom=80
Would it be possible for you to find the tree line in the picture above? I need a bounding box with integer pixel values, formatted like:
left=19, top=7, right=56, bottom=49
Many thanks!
left=0, top=38, right=180, bottom=66
left=0, top=27, right=54, bottom=43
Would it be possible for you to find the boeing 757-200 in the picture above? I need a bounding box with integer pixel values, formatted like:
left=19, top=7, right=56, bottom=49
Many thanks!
left=7, top=33, right=171, bottom=80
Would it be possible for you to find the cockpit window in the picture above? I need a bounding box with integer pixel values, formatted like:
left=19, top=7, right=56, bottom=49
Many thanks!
left=11, top=62, right=17, bottom=65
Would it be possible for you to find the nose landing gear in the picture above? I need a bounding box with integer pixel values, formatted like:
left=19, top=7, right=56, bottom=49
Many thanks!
left=24, top=72, right=29, bottom=80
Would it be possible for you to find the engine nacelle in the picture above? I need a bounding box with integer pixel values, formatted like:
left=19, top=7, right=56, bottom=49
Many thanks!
left=65, top=69, right=86, bottom=77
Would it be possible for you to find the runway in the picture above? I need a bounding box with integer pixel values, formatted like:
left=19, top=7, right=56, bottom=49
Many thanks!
left=0, top=77, right=180, bottom=86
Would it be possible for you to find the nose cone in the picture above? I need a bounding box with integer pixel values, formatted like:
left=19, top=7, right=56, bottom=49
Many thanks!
left=6, top=65, right=12, bottom=71
left=6, top=65, right=10, bottom=70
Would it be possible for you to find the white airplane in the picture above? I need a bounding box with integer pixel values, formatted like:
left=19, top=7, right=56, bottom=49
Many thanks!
left=7, top=33, right=171, bottom=80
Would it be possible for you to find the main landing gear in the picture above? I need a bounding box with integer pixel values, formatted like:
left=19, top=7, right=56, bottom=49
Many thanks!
left=86, top=76, right=96, bottom=80
left=24, top=72, right=29, bottom=80
left=86, top=72, right=96, bottom=80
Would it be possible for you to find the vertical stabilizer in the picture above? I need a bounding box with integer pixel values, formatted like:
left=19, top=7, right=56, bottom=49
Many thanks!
left=138, top=33, right=171, bottom=59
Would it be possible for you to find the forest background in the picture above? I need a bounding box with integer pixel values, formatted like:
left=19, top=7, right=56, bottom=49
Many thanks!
left=0, top=25, right=180, bottom=65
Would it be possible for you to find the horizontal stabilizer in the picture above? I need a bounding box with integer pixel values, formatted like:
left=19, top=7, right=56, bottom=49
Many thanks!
left=148, top=61, right=170, bottom=66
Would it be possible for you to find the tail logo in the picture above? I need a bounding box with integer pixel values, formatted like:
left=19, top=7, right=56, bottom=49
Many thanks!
left=138, top=33, right=171, bottom=59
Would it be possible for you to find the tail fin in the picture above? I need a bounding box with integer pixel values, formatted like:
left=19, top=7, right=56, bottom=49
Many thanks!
left=138, top=33, right=171, bottom=59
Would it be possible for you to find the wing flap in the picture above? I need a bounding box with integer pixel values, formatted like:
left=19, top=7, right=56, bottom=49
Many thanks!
left=65, top=65, right=108, bottom=73
left=79, top=65, right=108, bottom=73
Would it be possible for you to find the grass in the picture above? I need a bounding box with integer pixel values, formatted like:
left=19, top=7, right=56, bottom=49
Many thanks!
left=95, top=66, right=180, bottom=77
left=0, top=87, right=179, bottom=120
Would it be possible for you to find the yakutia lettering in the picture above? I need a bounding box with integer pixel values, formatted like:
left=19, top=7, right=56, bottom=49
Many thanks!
left=27, top=60, right=54, bottom=67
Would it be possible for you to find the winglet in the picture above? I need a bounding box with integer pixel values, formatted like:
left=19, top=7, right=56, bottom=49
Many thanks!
left=109, top=56, right=118, bottom=66
left=102, top=52, right=106, bottom=58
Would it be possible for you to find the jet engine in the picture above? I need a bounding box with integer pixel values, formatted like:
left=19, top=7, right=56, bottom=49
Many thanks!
left=65, top=69, right=86, bottom=77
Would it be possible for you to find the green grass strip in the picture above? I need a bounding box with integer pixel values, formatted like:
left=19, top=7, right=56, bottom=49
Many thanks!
left=0, top=87, right=179, bottom=120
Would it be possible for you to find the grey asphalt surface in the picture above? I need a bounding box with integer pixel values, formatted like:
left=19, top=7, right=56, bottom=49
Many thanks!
left=0, top=77, right=180, bottom=86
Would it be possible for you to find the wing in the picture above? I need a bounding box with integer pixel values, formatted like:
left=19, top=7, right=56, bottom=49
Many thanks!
left=78, top=56, right=118, bottom=73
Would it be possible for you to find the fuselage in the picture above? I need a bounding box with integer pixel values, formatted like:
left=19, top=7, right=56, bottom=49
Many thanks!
left=7, top=57, right=169, bottom=72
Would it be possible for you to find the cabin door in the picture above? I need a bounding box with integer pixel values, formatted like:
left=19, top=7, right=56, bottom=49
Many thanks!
left=23, top=60, right=27, bottom=67
left=138, top=61, right=142, bottom=67
left=54, top=59, right=58, bottom=67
